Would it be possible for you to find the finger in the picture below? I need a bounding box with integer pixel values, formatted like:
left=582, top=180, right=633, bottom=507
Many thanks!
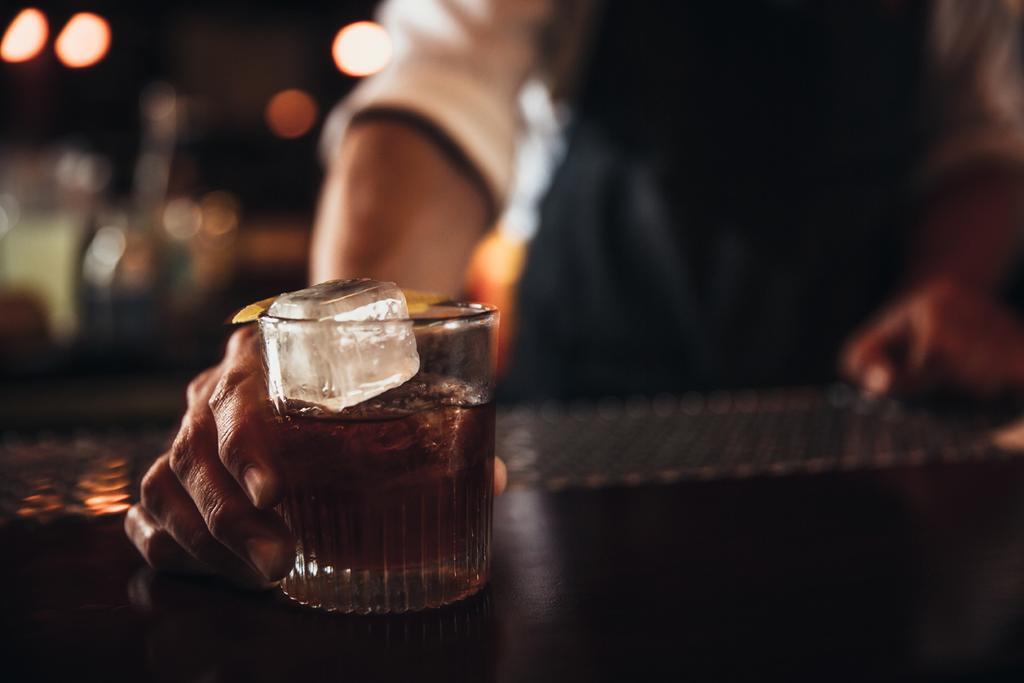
left=184, top=346, right=283, bottom=509
left=208, top=349, right=284, bottom=510
left=861, top=357, right=897, bottom=395
left=168, top=408, right=296, bottom=581
left=841, top=311, right=908, bottom=395
left=841, top=323, right=885, bottom=383
left=186, top=366, right=222, bottom=408
left=124, top=503, right=210, bottom=575
left=493, top=457, right=508, bottom=496
left=142, top=453, right=285, bottom=586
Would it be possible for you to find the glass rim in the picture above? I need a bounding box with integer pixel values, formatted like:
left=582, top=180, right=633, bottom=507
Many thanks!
left=257, top=300, right=498, bottom=326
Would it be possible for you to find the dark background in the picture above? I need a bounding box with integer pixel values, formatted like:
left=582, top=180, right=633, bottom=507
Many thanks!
left=0, top=1, right=384, bottom=386
left=0, top=1, right=393, bottom=426
left=2, top=1, right=378, bottom=210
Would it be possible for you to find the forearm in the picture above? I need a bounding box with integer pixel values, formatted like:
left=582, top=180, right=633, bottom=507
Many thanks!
left=310, top=114, right=494, bottom=296
left=907, top=165, right=1024, bottom=292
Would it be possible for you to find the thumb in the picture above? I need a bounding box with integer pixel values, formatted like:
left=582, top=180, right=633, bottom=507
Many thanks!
left=841, top=308, right=911, bottom=395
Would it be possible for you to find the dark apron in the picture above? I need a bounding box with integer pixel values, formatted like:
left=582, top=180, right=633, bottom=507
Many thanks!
left=503, top=1, right=926, bottom=401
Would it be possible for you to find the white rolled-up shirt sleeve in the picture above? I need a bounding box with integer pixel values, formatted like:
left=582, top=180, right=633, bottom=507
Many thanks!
left=922, top=0, right=1024, bottom=185
left=320, top=0, right=553, bottom=206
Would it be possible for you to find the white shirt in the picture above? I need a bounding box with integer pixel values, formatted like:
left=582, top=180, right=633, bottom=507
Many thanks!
left=323, top=0, right=1024, bottom=229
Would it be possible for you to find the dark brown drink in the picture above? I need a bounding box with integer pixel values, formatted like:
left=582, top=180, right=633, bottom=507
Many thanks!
left=274, top=399, right=495, bottom=614
left=259, top=292, right=499, bottom=614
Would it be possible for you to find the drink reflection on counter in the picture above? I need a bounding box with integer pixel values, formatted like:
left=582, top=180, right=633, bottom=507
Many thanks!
left=127, top=568, right=500, bottom=683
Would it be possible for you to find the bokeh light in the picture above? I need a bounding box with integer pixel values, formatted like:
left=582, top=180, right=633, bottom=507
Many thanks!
left=1, top=8, right=48, bottom=63
left=332, top=21, right=391, bottom=77
left=265, top=88, right=319, bottom=138
left=55, top=12, right=110, bottom=68
left=199, top=191, right=240, bottom=239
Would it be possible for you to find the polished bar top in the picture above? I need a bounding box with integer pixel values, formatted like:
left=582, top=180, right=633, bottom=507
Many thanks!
left=7, top=457, right=1024, bottom=682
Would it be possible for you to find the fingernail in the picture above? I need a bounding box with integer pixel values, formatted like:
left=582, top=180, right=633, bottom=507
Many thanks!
left=865, top=364, right=891, bottom=394
left=243, top=467, right=268, bottom=507
left=245, top=536, right=294, bottom=581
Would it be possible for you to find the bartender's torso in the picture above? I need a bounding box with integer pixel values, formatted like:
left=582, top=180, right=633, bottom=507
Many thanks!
left=504, top=0, right=925, bottom=401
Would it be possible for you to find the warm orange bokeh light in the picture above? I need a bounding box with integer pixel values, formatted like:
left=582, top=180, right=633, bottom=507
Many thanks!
left=265, top=88, right=319, bottom=139
left=465, top=229, right=527, bottom=376
left=332, top=21, right=391, bottom=77
left=55, top=12, right=110, bottom=68
left=1, top=8, right=48, bottom=63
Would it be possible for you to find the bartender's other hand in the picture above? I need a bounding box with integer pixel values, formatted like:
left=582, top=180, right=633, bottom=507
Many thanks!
left=126, top=326, right=509, bottom=587
left=841, top=279, right=1024, bottom=398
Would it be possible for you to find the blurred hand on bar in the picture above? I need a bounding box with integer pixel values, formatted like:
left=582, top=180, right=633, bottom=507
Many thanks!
left=841, top=278, right=1024, bottom=399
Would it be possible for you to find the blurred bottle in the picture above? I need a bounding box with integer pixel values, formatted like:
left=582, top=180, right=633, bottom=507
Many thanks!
left=76, top=83, right=177, bottom=359
left=78, top=205, right=159, bottom=354
left=77, top=82, right=238, bottom=366
left=0, top=144, right=111, bottom=371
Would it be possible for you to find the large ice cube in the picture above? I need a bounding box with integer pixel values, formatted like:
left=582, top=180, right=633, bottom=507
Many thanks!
left=260, top=279, right=420, bottom=413
left=268, top=279, right=409, bottom=322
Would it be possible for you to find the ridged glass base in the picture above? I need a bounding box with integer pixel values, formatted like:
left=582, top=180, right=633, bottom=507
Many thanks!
left=277, top=467, right=493, bottom=614
left=273, top=403, right=495, bottom=614
left=276, top=464, right=493, bottom=613
left=280, top=563, right=489, bottom=614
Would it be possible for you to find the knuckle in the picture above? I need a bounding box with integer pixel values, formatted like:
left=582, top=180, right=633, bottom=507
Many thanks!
left=203, top=495, right=241, bottom=542
left=208, top=370, right=248, bottom=414
left=186, top=368, right=217, bottom=405
left=169, top=421, right=202, bottom=479
left=226, top=326, right=257, bottom=359
left=217, top=418, right=251, bottom=473
left=139, top=466, right=165, bottom=517
left=186, top=378, right=204, bottom=405
left=140, top=471, right=161, bottom=518
left=221, top=366, right=251, bottom=389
